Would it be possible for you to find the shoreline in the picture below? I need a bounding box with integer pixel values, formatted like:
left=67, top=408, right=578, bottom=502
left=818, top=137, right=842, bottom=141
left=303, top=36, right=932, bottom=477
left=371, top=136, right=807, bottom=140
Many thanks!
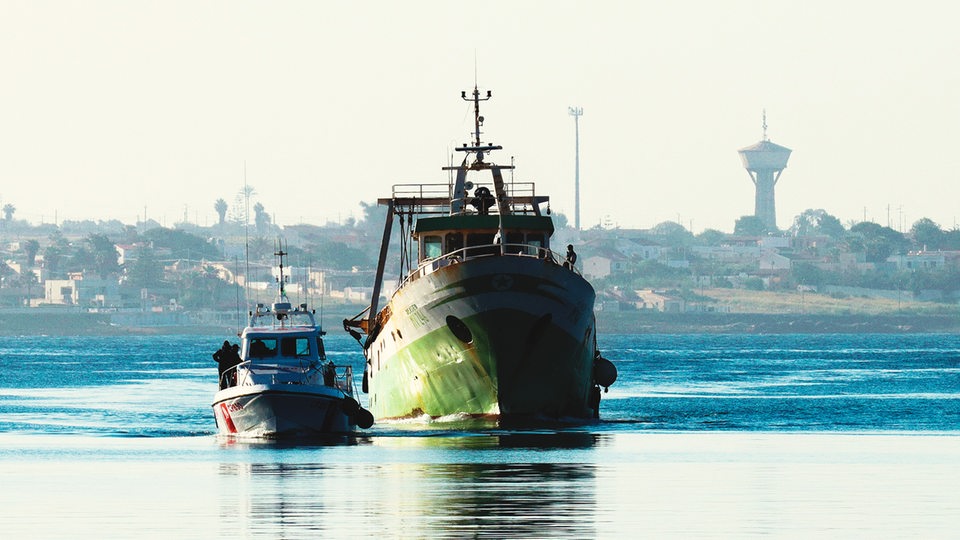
left=2, top=309, right=957, bottom=336
left=596, top=311, right=960, bottom=334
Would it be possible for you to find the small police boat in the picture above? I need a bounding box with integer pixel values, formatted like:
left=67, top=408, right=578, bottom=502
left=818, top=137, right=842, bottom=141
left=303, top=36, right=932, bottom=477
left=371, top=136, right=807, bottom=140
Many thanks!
left=212, top=250, right=373, bottom=438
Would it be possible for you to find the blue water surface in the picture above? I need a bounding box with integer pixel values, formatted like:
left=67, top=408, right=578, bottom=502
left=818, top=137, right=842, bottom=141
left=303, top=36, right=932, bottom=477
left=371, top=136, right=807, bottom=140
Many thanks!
left=601, top=333, right=960, bottom=432
left=1, top=333, right=958, bottom=436
left=2, top=333, right=960, bottom=538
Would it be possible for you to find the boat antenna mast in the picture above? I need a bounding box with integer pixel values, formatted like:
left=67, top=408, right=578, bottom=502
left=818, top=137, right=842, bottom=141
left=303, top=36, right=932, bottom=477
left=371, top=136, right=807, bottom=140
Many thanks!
left=275, top=241, right=288, bottom=302
left=459, top=86, right=502, bottom=167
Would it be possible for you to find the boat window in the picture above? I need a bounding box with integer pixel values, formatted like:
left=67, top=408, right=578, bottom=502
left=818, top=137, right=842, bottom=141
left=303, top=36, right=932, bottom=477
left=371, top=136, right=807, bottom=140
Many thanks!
left=316, top=337, right=326, bottom=360
left=466, top=233, right=498, bottom=257
left=526, top=234, right=545, bottom=256
left=445, top=232, right=463, bottom=256
left=506, top=232, right=524, bottom=254
left=249, top=338, right=277, bottom=358
left=423, top=235, right=442, bottom=259
left=281, top=337, right=311, bottom=357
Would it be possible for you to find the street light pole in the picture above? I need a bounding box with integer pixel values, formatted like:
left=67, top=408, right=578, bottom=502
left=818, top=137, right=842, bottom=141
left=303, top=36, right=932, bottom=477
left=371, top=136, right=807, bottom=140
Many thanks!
left=568, top=106, right=583, bottom=231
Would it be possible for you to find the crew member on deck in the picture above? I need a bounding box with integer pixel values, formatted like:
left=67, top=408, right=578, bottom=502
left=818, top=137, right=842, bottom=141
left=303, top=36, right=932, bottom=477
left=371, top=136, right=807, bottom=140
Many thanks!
left=213, top=341, right=232, bottom=389
left=323, top=360, right=336, bottom=387
left=213, top=341, right=242, bottom=389
left=564, top=244, right=577, bottom=269
left=227, top=344, right=241, bottom=386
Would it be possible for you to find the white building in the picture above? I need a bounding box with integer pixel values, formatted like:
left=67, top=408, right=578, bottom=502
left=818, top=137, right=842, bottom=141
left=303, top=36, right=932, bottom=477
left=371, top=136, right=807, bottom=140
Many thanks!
left=43, top=273, right=120, bottom=307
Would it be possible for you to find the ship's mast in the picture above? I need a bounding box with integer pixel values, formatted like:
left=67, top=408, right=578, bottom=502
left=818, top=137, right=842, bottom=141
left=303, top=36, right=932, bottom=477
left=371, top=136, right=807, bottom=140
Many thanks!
left=450, top=86, right=513, bottom=215
left=467, top=87, right=488, bottom=149
left=459, top=86, right=501, bottom=165
left=275, top=247, right=288, bottom=301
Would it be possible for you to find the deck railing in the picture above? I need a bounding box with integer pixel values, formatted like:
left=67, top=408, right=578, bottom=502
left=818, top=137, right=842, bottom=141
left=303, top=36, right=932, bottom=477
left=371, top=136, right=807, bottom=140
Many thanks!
left=225, top=362, right=353, bottom=395
left=393, top=242, right=581, bottom=292
left=389, top=181, right=545, bottom=215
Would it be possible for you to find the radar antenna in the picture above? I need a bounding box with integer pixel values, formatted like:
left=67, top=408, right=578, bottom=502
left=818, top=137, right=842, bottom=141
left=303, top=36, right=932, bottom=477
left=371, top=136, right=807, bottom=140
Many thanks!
left=462, top=86, right=493, bottom=148
left=456, top=86, right=502, bottom=166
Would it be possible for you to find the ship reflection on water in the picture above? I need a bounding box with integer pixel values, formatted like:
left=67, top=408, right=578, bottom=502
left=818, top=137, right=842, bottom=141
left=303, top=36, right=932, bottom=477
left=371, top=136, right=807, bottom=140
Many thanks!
left=215, top=431, right=602, bottom=538
left=6, top=432, right=960, bottom=537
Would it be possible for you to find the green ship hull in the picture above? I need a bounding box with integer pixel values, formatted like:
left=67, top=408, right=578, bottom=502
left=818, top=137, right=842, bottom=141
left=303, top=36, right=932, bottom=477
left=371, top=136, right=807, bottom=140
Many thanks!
left=365, top=255, right=597, bottom=421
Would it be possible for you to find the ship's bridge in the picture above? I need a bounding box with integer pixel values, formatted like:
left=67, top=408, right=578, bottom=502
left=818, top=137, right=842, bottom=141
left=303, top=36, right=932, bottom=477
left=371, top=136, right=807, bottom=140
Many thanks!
left=414, top=213, right=554, bottom=262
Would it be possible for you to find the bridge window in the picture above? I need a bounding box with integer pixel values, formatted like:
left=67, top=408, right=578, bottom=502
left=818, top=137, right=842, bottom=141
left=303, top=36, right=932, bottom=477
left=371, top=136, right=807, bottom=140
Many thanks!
left=526, top=233, right=545, bottom=256
left=505, top=232, right=524, bottom=254
left=466, top=233, right=498, bottom=257
left=445, top=233, right=463, bottom=256
left=248, top=338, right=277, bottom=358
left=281, top=337, right=311, bottom=357
left=423, top=236, right=442, bottom=259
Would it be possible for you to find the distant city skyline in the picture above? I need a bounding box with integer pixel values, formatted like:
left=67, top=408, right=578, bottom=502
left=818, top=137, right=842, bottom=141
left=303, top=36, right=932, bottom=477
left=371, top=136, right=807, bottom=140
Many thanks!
left=2, top=2, right=958, bottom=233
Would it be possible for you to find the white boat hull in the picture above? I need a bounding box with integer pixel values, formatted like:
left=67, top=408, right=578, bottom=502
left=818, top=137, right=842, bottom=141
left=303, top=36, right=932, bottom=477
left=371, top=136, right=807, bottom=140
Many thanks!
left=212, top=384, right=355, bottom=437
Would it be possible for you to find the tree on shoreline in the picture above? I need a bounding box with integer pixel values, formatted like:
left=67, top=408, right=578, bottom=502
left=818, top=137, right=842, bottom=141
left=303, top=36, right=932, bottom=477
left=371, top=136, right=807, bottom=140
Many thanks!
left=87, top=233, right=121, bottom=278
left=734, top=215, right=769, bottom=236
left=254, top=202, right=272, bottom=235
left=42, top=231, right=70, bottom=275
left=123, top=246, right=163, bottom=289
left=21, top=239, right=40, bottom=267
left=214, top=198, right=228, bottom=226
left=910, top=218, right=944, bottom=250
left=790, top=209, right=845, bottom=239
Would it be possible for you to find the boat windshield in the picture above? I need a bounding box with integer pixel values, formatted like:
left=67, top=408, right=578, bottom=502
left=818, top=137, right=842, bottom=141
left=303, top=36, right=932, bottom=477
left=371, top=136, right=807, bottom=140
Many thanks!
left=248, top=338, right=277, bottom=358
left=280, top=336, right=313, bottom=357
left=246, top=335, right=317, bottom=359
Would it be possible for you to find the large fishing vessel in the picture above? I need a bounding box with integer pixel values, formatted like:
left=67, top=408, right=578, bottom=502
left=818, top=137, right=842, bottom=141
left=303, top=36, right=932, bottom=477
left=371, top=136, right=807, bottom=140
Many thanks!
left=213, top=250, right=373, bottom=437
left=344, top=87, right=616, bottom=422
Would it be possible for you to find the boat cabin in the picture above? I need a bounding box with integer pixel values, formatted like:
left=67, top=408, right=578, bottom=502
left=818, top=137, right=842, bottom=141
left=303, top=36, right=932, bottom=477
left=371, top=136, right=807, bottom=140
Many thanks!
left=414, top=214, right=554, bottom=263
left=235, top=300, right=332, bottom=385
left=236, top=328, right=341, bottom=388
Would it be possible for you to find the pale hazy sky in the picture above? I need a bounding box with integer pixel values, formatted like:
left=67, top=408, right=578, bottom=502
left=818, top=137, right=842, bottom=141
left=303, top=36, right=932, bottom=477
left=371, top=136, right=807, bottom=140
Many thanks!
left=2, top=1, right=958, bottom=233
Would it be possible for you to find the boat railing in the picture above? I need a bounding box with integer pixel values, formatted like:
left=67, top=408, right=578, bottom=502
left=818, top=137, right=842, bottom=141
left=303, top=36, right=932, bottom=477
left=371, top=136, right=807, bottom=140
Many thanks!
left=322, top=361, right=354, bottom=395
left=389, top=181, right=545, bottom=215
left=247, top=306, right=318, bottom=330
left=220, top=366, right=238, bottom=390
left=333, top=365, right=354, bottom=397
left=227, top=360, right=352, bottom=395
left=389, top=183, right=453, bottom=215
left=234, top=360, right=321, bottom=386
left=391, top=183, right=451, bottom=200
left=396, top=243, right=579, bottom=289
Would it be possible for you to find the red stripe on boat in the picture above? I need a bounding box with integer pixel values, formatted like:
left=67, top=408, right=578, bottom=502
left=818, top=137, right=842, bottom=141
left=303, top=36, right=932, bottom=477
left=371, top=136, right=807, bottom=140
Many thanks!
left=219, top=403, right=238, bottom=433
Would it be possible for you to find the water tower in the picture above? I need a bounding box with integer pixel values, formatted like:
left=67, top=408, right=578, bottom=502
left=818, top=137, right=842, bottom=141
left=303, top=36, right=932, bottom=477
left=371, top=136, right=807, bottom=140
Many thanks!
left=738, top=111, right=791, bottom=230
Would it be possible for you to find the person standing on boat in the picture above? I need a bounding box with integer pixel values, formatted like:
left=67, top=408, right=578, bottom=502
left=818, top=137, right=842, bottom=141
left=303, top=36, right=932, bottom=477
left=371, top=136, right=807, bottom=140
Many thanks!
left=227, top=343, right=241, bottom=386
left=213, top=341, right=232, bottom=389
left=213, top=341, right=242, bottom=389
left=323, top=360, right=336, bottom=387
left=564, top=244, right=578, bottom=269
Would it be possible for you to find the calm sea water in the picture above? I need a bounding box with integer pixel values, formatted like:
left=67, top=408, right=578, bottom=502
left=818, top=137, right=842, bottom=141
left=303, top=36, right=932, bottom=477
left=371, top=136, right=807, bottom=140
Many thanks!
left=2, top=333, right=959, bottom=537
